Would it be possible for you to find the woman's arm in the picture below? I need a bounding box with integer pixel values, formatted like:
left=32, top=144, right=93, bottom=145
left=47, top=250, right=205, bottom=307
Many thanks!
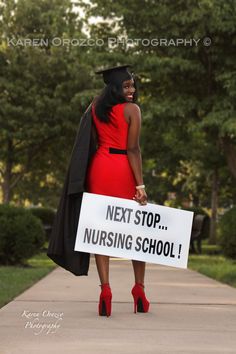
left=124, top=103, right=147, bottom=205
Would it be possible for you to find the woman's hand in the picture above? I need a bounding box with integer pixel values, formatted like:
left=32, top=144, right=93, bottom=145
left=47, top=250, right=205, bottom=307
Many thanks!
left=133, top=188, right=148, bottom=206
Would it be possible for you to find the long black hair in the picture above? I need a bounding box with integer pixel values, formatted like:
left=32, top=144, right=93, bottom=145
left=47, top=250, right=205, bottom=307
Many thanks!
left=94, top=78, right=138, bottom=123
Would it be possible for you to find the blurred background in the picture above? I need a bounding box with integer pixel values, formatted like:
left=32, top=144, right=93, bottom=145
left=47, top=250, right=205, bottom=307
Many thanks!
left=0, top=0, right=236, bottom=306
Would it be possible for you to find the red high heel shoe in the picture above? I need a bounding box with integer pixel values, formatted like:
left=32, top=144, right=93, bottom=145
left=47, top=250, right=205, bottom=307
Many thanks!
left=98, top=283, right=112, bottom=317
left=131, top=283, right=150, bottom=313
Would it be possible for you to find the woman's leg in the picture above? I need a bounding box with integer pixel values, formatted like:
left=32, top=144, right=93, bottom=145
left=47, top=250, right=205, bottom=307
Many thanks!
left=96, top=255, right=112, bottom=316
left=95, top=254, right=110, bottom=284
left=131, top=260, right=149, bottom=313
left=132, top=260, right=146, bottom=284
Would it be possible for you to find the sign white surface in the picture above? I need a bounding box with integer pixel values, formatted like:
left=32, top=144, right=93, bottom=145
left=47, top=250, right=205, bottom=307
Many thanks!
left=74, top=193, right=194, bottom=269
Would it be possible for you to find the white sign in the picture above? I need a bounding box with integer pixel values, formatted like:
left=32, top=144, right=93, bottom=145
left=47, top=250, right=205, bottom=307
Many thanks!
left=74, top=193, right=194, bottom=269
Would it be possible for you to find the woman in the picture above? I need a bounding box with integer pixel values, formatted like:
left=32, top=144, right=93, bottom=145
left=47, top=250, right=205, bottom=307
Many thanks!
left=86, top=65, right=149, bottom=317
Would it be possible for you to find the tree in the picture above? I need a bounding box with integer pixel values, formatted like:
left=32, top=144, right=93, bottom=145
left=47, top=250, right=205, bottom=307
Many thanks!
left=82, top=0, right=236, bottom=243
left=0, top=0, right=95, bottom=204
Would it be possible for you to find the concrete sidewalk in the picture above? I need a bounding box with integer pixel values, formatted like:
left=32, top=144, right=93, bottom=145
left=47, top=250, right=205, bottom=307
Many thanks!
left=0, top=257, right=236, bottom=354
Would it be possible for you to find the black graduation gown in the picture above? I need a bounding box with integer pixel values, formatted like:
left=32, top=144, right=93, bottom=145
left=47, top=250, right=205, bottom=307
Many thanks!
left=47, top=104, right=96, bottom=276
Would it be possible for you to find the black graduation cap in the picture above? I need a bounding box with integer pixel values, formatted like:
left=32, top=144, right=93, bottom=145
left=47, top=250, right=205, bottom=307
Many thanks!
left=95, top=64, right=133, bottom=85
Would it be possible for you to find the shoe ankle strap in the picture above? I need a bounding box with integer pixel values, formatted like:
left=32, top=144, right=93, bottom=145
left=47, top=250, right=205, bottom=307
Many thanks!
left=135, top=283, right=145, bottom=288
left=100, top=283, right=110, bottom=289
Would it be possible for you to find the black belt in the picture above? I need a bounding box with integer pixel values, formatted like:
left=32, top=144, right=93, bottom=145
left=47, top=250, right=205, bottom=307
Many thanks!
left=109, top=147, right=127, bottom=155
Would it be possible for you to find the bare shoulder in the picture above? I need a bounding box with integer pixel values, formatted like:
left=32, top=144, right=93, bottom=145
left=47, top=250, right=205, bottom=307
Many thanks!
left=124, top=103, right=141, bottom=123
left=124, top=102, right=141, bottom=115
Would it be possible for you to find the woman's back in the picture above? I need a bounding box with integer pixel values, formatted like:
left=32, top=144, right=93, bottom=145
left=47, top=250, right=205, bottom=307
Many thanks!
left=86, top=103, right=136, bottom=199
left=92, top=103, right=129, bottom=150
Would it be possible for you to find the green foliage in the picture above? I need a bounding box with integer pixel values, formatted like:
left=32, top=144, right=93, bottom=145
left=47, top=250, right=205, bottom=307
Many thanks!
left=29, top=206, right=55, bottom=239
left=183, top=206, right=207, bottom=215
left=29, top=207, right=55, bottom=225
left=218, top=206, right=236, bottom=259
left=0, top=0, right=95, bottom=205
left=0, top=204, right=45, bottom=265
left=82, top=0, right=236, bottom=208
left=0, top=0, right=236, bottom=212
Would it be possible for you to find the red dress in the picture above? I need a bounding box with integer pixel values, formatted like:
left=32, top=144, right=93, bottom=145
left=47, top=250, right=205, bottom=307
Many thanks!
left=86, top=103, right=136, bottom=199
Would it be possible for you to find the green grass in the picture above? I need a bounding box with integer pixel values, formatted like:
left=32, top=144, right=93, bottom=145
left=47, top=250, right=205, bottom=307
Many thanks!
left=200, top=243, right=222, bottom=255
left=0, top=250, right=56, bottom=309
left=188, top=254, right=236, bottom=288
left=1, top=242, right=236, bottom=309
